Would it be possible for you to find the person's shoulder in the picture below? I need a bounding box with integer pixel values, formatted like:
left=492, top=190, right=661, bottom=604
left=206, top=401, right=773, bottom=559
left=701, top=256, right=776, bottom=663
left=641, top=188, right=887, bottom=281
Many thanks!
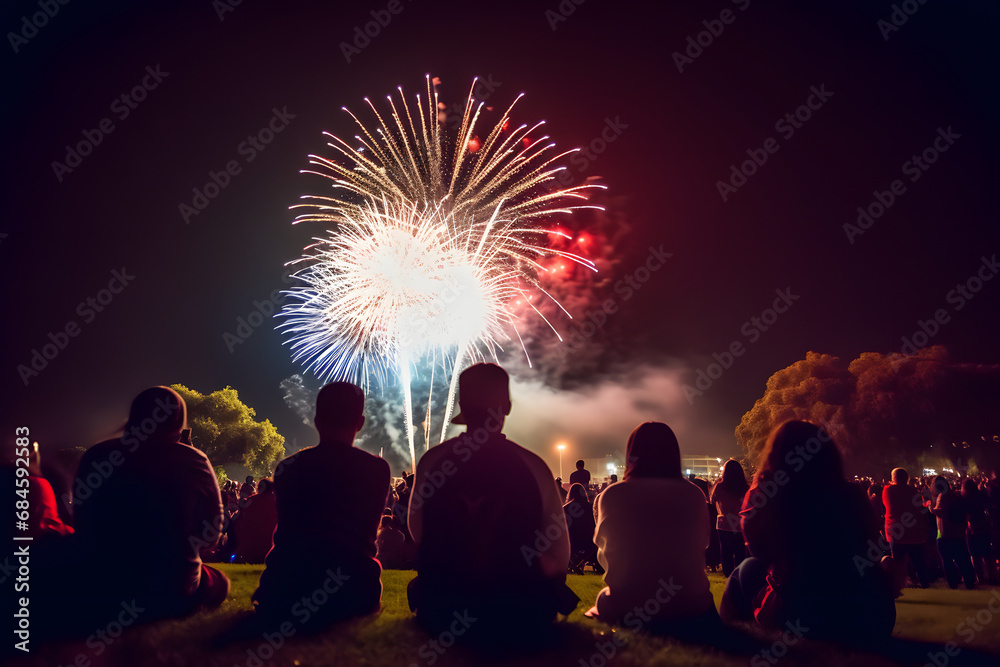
left=506, top=439, right=550, bottom=471
left=349, top=446, right=391, bottom=473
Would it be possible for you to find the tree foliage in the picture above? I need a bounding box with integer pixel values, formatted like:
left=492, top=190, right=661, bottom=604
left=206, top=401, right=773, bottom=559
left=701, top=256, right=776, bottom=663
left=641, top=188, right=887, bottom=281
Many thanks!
left=171, top=384, right=285, bottom=477
left=736, top=347, right=1000, bottom=476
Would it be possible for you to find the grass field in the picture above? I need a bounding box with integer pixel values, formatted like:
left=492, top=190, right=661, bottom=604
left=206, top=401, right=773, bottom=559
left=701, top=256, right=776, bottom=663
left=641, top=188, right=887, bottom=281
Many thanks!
left=10, top=566, right=1000, bottom=666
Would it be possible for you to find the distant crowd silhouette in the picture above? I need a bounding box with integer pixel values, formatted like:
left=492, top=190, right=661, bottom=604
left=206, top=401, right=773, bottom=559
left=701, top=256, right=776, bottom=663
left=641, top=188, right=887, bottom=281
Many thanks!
left=6, top=363, right=1000, bottom=656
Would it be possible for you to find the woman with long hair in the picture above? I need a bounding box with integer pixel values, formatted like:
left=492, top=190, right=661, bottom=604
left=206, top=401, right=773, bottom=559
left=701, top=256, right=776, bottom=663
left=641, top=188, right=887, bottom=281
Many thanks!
left=711, top=459, right=749, bottom=576
left=587, top=422, right=723, bottom=641
left=719, top=421, right=895, bottom=644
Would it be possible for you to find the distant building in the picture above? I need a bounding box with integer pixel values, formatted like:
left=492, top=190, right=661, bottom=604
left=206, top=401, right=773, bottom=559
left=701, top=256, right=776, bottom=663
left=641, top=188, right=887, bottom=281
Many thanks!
left=682, top=456, right=725, bottom=479
left=576, top=455, right=625, bottom=486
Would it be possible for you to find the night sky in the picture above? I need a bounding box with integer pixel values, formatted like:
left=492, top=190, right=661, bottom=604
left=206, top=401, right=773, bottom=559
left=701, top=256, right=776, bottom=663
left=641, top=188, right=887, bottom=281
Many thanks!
left=4, top=0, right=999, bottom=473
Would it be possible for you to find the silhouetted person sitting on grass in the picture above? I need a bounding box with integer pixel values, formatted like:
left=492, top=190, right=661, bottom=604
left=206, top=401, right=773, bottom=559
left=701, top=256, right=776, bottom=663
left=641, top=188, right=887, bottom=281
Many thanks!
left=72, top=387, right=230, bottom=625
left=588, top=422, right=725, bottom=643
left=252, top=382, right=390, bottom=633
left=407, top=363, right=578, bottom=641
left=720, top=421, right=896, bottom=645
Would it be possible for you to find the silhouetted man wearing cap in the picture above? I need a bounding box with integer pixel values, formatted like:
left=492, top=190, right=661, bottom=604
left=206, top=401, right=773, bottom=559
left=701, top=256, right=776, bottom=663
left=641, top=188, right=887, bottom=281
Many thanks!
left=407, top=363, right=578, bottom=639
left=253, top=382, right=390, bottom=632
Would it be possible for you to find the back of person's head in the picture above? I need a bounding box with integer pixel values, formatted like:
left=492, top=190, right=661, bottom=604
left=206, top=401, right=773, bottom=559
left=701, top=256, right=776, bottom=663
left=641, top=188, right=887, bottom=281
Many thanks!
left=567, top=482, right=588, bottom=504
left=314, top=381, right=365, bottom=441
left=891, top=467, right=908, bottom=485
left=623, top=422, right=681, bottom=481
left=720, top=458, right=749, bottom=496
left=962, top=478, right=979, bottom=498
left=126, top=386, right=186, bottom=442
left=245, top=475, right=254, bottom=484
left=450, top=363, right=511, bottom=428
left=757, top=421, right=844, bottom=488
left=575, top=459, right=585, bottom=470
left=257, top=478, right=273, bottom=494
left=932, top=475, right=949, bottom=495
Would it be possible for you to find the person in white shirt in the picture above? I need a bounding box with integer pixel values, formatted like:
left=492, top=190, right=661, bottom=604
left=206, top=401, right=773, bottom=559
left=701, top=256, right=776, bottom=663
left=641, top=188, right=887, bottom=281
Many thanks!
left=588, top=421, right=733, bottom=644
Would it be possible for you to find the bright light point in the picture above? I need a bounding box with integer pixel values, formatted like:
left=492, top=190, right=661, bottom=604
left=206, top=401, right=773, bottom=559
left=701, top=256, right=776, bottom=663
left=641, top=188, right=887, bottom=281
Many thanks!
left=606, top=463, right=616, bottom=472
left=557, top=443, right=566, bottom=451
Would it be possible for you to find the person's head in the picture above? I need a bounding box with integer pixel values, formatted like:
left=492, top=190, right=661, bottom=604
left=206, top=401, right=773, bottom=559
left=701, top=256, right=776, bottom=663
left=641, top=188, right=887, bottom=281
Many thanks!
left=756, top=420, right=845, bottom=491
left=314, top=382, right=365, bottom=444
left=245, top=475, right=254, bottom=484
left=719, top=459, right=749, bottom=495
left=125, top=386, right=186, bottom=444
left=575, top=459, right=585, bottom=470
left=257, top=478, right=273, bottom=494
left=609, top=474, right=618, bottom=483
left=962, top=478, right=979, bottom=497
left=623, top=422, right=682, bottom=481
left=932, top=475, right=949, bottom=495
left=451, top=363, right=511, bottom=431
left=891, top=467, right=908, bottom=485
left=555, top=477, right=563, bottom=486
left=567, top=482, right=588, bottom=504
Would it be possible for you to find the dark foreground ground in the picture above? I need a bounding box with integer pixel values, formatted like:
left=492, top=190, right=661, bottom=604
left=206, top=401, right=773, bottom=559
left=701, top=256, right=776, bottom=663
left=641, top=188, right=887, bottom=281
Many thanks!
left=9, top=566, right=1000, bottom=666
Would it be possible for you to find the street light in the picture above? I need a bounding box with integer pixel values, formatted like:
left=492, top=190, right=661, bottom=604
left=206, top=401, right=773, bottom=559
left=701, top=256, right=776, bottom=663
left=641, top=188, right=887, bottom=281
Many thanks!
left=557, top=443, right=566, bottom=479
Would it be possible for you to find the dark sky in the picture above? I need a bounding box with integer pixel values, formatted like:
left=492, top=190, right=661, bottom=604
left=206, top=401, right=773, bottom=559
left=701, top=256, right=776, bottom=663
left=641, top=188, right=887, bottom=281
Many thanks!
left=4, top=0, right=998, bottom=473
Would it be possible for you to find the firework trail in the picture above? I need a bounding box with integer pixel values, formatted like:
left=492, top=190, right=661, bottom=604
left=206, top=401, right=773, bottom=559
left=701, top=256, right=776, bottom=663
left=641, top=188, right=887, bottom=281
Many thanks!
left=280, top=76, right=604, bottom=471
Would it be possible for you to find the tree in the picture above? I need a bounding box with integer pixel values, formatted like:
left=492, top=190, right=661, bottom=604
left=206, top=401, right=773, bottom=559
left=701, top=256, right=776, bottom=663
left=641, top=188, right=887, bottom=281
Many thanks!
left=735, top=347, right=1000, bottom=476
left=171, top=384, right=285, bottom=477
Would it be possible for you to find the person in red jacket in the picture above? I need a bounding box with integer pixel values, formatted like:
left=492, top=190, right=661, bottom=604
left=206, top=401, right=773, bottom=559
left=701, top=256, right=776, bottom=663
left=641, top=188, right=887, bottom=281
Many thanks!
left=882, top=468, right=930, bottom=588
